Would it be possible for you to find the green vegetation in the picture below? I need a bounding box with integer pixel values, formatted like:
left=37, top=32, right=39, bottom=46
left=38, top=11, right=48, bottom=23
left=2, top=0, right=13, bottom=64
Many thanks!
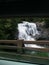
left=24, top=50, right=49, bottom=57
left=0, top=17, right=49, bottom=40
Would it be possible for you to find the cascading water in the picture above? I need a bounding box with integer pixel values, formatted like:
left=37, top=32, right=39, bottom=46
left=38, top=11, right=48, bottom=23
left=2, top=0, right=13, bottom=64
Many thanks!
left=18, top=21, right=45, bottom=48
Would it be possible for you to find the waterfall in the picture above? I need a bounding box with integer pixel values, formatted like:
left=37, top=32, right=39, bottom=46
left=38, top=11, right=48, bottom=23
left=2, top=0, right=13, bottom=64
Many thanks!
left=18, top=21, right=45, bottom=48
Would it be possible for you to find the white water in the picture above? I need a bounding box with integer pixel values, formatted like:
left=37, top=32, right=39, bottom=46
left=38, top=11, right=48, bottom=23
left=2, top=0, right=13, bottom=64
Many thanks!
left=18, top=21, right=45, bottom=48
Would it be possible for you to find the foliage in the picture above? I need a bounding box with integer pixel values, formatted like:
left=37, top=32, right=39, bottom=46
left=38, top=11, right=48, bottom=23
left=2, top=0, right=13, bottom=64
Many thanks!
left=44, top=18, right=49, bottom=28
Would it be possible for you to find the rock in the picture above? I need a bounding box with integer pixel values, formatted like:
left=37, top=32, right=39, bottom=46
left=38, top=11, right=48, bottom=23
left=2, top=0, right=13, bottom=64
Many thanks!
left=36, top=22, right=49, bottom=40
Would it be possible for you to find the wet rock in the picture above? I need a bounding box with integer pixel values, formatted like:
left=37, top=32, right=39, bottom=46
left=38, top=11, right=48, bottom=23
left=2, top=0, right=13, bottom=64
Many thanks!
left=36, top=22, right=49, bottom=40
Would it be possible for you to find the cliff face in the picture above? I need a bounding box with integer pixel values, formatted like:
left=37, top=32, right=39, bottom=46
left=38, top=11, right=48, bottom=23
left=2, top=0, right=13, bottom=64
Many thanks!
left=36, top=22, right=49, bottom=40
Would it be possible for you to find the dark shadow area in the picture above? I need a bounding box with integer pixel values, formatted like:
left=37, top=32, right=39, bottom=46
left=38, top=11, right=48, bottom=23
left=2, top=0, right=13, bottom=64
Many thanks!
left=0, top=0, right=49, bottom=15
